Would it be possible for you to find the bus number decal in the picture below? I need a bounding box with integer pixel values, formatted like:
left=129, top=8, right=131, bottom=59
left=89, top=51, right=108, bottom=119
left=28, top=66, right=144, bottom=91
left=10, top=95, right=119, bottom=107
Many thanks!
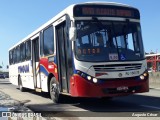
left=109, top=53, right=118, bottom=60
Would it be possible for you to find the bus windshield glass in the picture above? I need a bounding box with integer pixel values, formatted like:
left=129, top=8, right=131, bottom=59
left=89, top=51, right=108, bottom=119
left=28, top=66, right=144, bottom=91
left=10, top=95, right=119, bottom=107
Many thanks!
left=74, top=20, right=144, bottom=62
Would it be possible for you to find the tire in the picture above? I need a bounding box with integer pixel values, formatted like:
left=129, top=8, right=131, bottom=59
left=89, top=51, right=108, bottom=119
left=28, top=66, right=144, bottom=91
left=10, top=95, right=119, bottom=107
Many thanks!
left=50, top=77, right=62, bottom=103
left=18, top=76, right=25, bottom=92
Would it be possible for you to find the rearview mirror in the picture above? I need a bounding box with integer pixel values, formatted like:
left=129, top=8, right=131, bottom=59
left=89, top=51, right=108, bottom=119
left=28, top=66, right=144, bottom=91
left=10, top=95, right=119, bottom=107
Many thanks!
left=69, top=27, right=76, bottom=41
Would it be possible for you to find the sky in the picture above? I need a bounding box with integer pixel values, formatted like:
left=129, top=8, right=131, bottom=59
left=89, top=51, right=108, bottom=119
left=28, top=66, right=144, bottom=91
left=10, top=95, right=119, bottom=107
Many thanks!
left=0, top=0, right=160, bottom=70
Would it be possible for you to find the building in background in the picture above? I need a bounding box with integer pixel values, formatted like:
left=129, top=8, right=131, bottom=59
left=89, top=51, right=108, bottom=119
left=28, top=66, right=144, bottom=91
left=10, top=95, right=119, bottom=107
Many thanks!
left=146, top=53, right=160, bottom=72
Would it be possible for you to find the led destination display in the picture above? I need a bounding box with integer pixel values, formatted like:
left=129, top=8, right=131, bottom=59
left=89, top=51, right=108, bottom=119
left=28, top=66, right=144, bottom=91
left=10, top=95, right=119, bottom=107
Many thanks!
left=74, top=5, right=140, bottom=19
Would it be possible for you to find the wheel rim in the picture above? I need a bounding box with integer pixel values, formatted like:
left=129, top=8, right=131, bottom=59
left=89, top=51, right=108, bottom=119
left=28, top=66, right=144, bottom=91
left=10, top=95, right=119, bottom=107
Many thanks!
left=51, top=83, right=56, bottom=94
left=50, top=83, right=58, bottom=100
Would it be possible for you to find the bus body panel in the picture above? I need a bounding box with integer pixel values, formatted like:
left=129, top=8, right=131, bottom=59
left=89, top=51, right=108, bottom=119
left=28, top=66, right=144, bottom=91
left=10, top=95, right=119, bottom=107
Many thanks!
left=74, top=59, right=147, bottom=79
left=39, top=57, right=58, bottom=92
left=70, top=74, right=149, bottom=97
left=9, top=64, right=19, bottom=86
left=9, top=60, right=35, bottom=89
left=40, top=72, right=48, bottom=92
left=36, top=61, right=41, bottom=88
left=69, top=59, right=149, bottom=97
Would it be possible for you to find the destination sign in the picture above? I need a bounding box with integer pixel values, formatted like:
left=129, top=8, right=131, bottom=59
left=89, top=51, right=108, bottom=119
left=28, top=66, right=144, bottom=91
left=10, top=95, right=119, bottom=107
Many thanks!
left=74, top=5, right=140, bottom=19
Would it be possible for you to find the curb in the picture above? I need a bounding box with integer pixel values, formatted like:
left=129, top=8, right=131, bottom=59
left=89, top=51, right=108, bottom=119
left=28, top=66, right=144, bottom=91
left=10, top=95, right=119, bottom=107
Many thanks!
left=150, top=87, right=160, bottom=90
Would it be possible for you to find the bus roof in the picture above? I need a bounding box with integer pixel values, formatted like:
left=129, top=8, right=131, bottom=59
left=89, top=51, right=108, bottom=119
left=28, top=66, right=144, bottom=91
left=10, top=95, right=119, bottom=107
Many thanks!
left=9, top=1, right=138, bottom=51
left=79, top=1, right=133, bottom=8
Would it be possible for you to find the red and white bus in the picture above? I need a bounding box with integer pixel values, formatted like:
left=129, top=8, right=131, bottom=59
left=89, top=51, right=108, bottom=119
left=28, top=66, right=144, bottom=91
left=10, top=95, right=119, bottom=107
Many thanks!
left=9, top=2, right=149, bottom=103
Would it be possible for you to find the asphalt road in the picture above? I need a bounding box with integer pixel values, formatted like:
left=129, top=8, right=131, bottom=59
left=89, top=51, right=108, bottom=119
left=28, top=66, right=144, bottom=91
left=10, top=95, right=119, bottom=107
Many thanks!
left=0, top=78, right=160, bottom=120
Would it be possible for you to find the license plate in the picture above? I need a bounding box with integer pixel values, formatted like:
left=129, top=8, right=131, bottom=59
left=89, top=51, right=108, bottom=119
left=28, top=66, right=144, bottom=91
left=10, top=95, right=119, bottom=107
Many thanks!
left=117, top=86, right=128, bottom=91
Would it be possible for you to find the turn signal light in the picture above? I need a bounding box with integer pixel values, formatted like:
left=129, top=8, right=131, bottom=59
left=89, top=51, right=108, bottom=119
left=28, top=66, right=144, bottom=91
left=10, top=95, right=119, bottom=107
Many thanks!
left=143, top=73, right=148, bottom=77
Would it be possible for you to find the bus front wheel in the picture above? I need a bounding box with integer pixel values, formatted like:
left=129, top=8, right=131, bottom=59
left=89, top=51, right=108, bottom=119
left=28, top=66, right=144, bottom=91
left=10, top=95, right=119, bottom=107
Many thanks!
left=50, top=77, right=62, bottom=103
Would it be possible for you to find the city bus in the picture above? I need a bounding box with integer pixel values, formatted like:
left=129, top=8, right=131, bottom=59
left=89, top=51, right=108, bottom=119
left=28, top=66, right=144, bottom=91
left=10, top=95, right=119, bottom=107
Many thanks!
left=8, top=2, right=149, bottom=103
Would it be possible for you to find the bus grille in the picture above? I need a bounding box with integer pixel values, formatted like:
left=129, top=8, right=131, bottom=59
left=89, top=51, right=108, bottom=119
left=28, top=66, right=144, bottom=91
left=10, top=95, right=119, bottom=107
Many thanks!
left=93, top=63, right=142, bottom=72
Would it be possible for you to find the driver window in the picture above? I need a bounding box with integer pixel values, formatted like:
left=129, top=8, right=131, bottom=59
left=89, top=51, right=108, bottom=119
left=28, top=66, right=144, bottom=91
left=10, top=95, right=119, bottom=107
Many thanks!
left=127, top=33, right=134, bottom=51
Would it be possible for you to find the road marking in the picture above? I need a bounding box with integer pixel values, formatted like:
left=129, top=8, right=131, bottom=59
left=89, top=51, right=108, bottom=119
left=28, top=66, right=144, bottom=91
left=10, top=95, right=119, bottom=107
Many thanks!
left=141, top=105, right=160, bottom=110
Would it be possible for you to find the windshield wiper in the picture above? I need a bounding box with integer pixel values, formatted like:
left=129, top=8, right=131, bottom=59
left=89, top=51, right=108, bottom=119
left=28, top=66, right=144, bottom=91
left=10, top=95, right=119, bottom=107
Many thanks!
left=123, top=19, right=130, bottom=49
left=111, top=22, right=118, bottom=49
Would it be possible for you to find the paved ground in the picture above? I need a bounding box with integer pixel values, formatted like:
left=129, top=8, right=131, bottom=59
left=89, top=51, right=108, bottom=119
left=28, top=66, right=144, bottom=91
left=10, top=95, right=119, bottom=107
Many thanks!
left=0, top=79, right=46, bottom=120
left=0, top=78, right=160, bottom=120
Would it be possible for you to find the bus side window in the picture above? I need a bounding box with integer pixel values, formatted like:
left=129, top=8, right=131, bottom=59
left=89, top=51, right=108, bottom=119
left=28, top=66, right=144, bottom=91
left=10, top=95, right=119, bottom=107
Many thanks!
left=9, top=50, right=13, bottom=65
left=16, top=46, right=20, bottom=63
left=43, top=26, right=54, bottom=56
left=25, top=40, right=31, bottom=60
left=20, top=43, right=25, bottom=62
left=13, top=48, right=17, bottom=64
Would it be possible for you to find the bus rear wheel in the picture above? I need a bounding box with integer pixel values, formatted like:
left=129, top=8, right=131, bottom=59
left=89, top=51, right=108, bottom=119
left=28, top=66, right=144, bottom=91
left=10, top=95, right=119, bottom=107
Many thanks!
left=18, top=76, right=25, bottom=92
left=50, top=77, right=62, bottom=103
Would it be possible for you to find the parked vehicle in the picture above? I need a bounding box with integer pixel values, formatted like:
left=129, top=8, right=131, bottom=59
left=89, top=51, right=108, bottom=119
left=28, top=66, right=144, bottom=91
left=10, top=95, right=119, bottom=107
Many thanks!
left=0, top=74, right=5, bottom=79
left=4, top=74, right=9, bottom=78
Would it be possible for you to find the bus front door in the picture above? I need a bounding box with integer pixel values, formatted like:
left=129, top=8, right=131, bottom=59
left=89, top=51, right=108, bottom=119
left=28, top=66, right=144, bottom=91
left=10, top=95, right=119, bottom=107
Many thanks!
left=55, top=21, right=70, bottom=93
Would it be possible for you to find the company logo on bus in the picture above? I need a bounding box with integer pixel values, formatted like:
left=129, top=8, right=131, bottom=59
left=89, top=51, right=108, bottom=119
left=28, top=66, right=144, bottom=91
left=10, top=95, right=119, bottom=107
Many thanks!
left=18, top=64, right=29, bottom=73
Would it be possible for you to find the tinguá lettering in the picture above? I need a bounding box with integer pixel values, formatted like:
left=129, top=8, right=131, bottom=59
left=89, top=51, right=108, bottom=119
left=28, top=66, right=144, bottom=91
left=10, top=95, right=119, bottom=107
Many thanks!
left=18, top=64, right=29, bottom=73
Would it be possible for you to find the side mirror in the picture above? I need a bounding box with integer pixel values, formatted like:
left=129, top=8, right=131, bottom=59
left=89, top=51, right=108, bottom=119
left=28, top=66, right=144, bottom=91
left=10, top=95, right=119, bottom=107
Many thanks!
left=69, top=27, right=76, bottom=41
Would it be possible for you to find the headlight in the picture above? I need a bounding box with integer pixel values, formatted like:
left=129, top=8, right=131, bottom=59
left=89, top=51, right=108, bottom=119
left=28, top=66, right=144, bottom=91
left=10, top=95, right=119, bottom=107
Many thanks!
left=87, top=76, right=92, bottom=80
left=140, top=75, right=145, bottom=80
left=77, top=70, right=99, bottom=84
left=93, top=78, right=98, bottom=83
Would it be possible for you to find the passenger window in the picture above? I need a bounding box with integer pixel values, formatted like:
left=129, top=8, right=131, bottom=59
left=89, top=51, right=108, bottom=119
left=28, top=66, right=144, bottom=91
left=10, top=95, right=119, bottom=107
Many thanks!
left=16, top=46, right=20, bottom=63
left=25, top=40, right=31, bottom=60
left=20, top=43, right=25, bottom=62
left=9, top=50, right=13, bottom=65
left=13, top=49, right=17, bottom=64
left=43, top=26, right=54, bottom=55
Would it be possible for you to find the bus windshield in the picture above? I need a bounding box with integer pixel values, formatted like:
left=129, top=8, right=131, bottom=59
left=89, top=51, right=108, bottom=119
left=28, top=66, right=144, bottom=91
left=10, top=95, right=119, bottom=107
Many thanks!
left=74, top=20, right=145, bottom=62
